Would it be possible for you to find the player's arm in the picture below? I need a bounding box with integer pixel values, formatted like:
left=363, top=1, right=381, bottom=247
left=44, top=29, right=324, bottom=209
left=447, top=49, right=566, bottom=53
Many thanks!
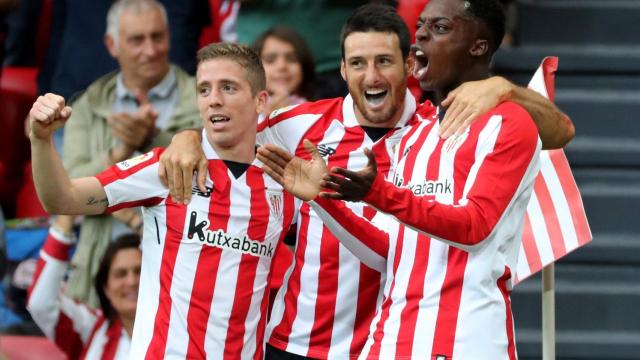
left=440, top=76, right=575, bottom=150
left=29, top=93, right=109, bottom=215
left=27, top=227, right=98, bottom=353
left=257, top=140, right=390, bottom=272
left=325, top=103, right=541, bottom=249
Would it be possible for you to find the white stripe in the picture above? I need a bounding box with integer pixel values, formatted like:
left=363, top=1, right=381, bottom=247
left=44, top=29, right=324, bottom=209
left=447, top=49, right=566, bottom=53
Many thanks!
left=525, top=192, right=555, bottom=265
left=539, top=151, right=580, bottom=251
left=84, top=322, right=109, bottom=359
left=516, top=240, right=532, bottom=280
left=129, top=206, right=166, bottom=359
left=461, top=115, right=502, bottom=201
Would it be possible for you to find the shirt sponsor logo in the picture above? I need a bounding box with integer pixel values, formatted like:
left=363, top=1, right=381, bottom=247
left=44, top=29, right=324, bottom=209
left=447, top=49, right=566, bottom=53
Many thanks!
left=116, top=151, right=154, bottom=170
left=392, top=174, right=452, bottom=196
left=187, top=211, right=274, bottom=257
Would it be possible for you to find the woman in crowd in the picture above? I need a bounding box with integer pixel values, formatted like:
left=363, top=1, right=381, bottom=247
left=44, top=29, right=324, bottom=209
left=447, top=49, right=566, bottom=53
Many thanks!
left=253, top=26, right=316, bottom=120
left=27, top=230, right=141, bottom=359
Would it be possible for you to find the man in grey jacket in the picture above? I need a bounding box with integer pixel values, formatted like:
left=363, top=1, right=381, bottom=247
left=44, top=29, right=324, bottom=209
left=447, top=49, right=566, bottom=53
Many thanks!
left=58, top=0, right=200, bottom=307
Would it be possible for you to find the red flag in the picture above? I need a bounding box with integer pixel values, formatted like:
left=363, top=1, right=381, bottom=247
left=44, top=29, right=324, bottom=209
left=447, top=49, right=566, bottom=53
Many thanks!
left=514, top=57, right=592, bottom=284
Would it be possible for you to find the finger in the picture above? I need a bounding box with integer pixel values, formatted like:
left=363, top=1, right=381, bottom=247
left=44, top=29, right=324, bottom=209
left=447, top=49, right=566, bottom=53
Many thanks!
left=330, top=167, right=363, bottom=182
left=257, top=146, right=291, bottom=170
left=182, top=166, right=193, bottom=205
left=196, top=159, right=208, bottom=194
left=262, top=144, right=294, bottom=163
left=261, top=164, right=285, bottom=185
left=44, top=93, right=66, bottom=109
left=319, top=191, right=345, bottom=200
left=440, top=86, right=458, bottom=108
left=171, top=158, right=184, bottom=203
left=440, top=99, right=464, bottom=138
left=158, top=158, right=169, bottom=187
left=455, top=108, right=479, bottom=136
left=444, top=105, right=476, bottom=138
left=60, top=106, right=73, bottom=120
left=135, top=89, right=150, bottom=106
left=256, top=152, right=286, bottom=178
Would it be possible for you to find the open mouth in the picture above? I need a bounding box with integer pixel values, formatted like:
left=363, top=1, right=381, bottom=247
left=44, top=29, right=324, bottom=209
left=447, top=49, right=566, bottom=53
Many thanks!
left=364, top=88, right=389, bottom=107
left=209, top=114, right=230, bottom=125
left=411, top=45, right=429, bottom=80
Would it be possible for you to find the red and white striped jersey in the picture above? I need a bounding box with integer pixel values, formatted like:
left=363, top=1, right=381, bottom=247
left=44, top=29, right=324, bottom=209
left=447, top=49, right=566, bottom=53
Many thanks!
left=311, top=101, right=541, bottom=359
left=261, top=93, right=420, bottom=359
left=95, top=133, right=295, bottom=360
left=27, top=228, right=131, bottom=360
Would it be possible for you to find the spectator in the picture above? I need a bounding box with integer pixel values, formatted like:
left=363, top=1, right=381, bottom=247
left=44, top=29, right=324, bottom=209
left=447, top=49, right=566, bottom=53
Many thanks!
left=252, top=26, right=315, bottom=119
left=28, top=231, right=141, bottom=359
left=61, top=0, right=200, bottom=307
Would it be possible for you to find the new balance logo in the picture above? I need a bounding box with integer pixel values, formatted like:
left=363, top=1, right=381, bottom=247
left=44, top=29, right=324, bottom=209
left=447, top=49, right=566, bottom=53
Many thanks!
left=187, top=212, right=274, bottom=257
left=192, top=185, right=212, bottom=198
left=317, top=144, right=336, bottom=158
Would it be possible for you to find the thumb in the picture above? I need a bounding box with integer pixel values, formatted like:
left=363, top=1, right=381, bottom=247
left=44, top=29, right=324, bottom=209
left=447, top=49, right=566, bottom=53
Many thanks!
left=364, top=148, right=377, bottom=171
left=441, top=88, right=457, bottom=108
left=303, top=139, right=322, bottom=162
left=60, top=106, right=73, bottom=120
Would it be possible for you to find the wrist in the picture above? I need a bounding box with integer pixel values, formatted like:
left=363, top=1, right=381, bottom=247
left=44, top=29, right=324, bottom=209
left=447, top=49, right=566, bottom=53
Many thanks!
left=496, top=76, right=516, bottom=103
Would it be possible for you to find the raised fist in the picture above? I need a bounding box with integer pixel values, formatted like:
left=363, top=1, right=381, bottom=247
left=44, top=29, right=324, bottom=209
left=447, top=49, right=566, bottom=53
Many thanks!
left=29, top=93, right=72, bottom=140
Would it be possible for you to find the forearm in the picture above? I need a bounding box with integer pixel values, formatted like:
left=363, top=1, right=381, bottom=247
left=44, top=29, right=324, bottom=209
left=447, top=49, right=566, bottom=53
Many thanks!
left=31, top=137, right=106, bottom=215
left=310, top=197, right=389, bottom=272
left=505, top=84, right=575, bottom=150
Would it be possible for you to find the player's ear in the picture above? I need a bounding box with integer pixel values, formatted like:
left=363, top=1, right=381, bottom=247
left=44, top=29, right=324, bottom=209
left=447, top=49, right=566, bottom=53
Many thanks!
left=105, top=34, right=118, bottom=59
left=470, top=38, right=488, bottom=57
left=340, top=59, right=347, bottom=81
left=254, top=90, right=269, bottom=115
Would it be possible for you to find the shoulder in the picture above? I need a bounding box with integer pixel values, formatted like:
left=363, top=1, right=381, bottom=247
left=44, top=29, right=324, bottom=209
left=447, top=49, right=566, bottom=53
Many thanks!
left=482, top=101, right=539, bottom=147
left=266, top=97, right=343, bottom=126
left=83, top=70, right=119, bottom=104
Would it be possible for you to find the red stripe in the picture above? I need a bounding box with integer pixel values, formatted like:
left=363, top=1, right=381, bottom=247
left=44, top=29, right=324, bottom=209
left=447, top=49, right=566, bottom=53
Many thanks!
left=27, top=258, right=46, bottom=300
left=533, top=173, right=567, bottom=259
left=367, top=225, right=405, bottom=358
left=395, top=233, right=430, bottom=357
left=145, top=200, right=187, bottom=359
left=101, top=319, right=122, bottom=360
left=497, top=267, right=517, bottom=360
left=308, top=127, right=365, bottom=355
left=41, top=234, right=73, bottom=261
left=268, top=98, right=341, bottom=127
left=259, top=193, right=295, bottom=358
left=185, top=161, right=230, bottom=359
left=268, top=203, right=310, bottom=348
left=79, top=317, right=106, bottom=360
left=541, top=57, right=558, bottom=102
left=96, top=148, right=164, bottom=187
left=430, top=248, right=469, bottom=358
left=105, top=197, right=164, bottom=214
left=548, top=150, right=592, bottom=245
left=521, top=214, right=543, bottom=277
left=223, top=167, right=269, bottom=358
left=350, top=204, right=383, bottom=354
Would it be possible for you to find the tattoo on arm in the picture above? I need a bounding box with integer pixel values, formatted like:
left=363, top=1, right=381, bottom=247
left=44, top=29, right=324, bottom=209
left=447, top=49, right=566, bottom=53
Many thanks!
left=86, top=197, right=108, bottom=206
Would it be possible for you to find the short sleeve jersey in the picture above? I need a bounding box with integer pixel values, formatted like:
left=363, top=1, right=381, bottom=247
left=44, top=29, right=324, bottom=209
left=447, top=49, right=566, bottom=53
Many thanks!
left=95, top=133, right=295, bottom=360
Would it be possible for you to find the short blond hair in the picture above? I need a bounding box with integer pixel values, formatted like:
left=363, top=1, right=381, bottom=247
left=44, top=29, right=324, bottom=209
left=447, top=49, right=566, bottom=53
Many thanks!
left=197, top=43, right=266, bottom=95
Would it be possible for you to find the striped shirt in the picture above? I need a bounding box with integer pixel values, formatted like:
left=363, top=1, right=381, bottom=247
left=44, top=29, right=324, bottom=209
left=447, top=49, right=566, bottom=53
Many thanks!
left=95, top=133, right=294, bottom=359
left=262, top=93, right=419, bottom=359
left=311, top=102, right=541, bottom=359
left=27, top=228, right=131, bottom=360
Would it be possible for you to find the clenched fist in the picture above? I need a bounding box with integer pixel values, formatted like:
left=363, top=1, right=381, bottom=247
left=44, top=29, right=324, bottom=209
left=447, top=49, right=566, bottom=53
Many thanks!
left=29, top=93, right=73, bottom=140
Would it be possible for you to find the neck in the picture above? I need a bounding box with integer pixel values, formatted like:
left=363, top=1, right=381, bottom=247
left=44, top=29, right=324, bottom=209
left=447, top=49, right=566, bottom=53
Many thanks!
left=120, top=315, right=135, bottom=337
left=434, top=65, right=490, bottom=106
left=206, top=135, right=256, bottom=164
